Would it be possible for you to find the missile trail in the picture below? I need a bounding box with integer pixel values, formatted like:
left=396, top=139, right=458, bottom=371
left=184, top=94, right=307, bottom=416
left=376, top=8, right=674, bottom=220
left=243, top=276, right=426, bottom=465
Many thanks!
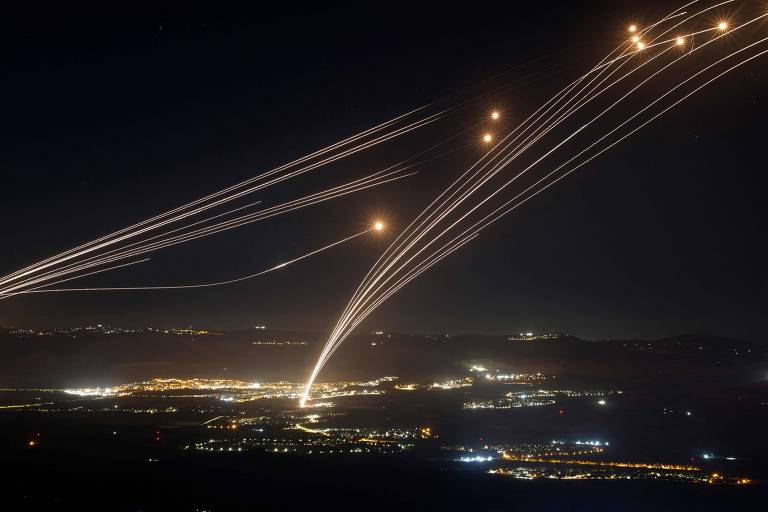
left=322, top=0, right=740, bottom=354
left=301, top=233, right=479, bottom=405
left=0, top=117, right=480, bottom=298
left=0, top=169, right=414, bottom=295
left=0, top=109, right=421, bottom=287
left=0, top=112, right=444, bottom=292
left=10, top=227, right=379, bottom=295
left=300, top=0, right=768, bottom=405
left=0, top=97, right=483, bottom=298
left=325, top=0, right=693, bottom=326
left=0, top=58, right=549, bottom=294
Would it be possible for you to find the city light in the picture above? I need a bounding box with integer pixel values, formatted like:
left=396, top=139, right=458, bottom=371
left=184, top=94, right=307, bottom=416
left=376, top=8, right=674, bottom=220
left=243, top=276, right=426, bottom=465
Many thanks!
left=491, top=111, right=500, bottom=120
left=459, top=455, right=493, bottom=463
left=374, top=221, right=384, bottom=231
left=628, top=24, right=637, bottom=33
left=718, top=21, right=728, bottom=31
left=483, top=133, right=493, bottom=143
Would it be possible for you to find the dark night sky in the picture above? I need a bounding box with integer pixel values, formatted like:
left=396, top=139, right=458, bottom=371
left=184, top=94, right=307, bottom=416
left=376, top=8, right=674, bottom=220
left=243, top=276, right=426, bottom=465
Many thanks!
left=1, top=1, right=765, bottom=341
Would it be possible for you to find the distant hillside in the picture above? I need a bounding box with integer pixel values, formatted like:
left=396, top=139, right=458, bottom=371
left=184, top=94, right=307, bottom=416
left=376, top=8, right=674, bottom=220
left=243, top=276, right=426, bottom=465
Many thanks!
left=0, top=327, right=764, bottom=387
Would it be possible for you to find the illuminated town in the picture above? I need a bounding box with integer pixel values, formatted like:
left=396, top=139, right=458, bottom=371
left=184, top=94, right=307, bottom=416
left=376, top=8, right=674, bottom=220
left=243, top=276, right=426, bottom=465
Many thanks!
left=0, top=363, right=757, bottom=489
left=1, top=322, right=764, bottom=511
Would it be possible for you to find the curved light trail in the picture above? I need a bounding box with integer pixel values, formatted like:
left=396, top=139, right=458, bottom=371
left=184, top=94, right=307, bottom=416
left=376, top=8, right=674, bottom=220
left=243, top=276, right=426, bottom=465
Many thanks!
left=300, top=0, right=768, bottom=405
left=7, top=225, right=383, bottom=296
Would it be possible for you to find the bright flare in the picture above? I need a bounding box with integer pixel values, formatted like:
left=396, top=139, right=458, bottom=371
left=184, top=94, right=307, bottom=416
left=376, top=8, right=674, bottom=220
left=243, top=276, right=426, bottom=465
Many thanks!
left=491, top=111, right=500, bottom=120
left=628, top=25, right=637, bottom=33
left=631, top=35, right=640, bottom=43
left=718, top=21, right=728, bottom=31
left=676, top=37, right=685, bottom=46
left=636, top=41, right=645, bottom=50
left=374, top=222, right=384, bottom=231
left=483, top=133, right=493, bottom=143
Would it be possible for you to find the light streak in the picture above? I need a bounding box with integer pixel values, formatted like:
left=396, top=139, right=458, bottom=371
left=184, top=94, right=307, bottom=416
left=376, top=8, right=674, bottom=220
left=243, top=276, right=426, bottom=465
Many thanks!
left=344, top=0, right=706, bottom=314
left=0, top=57, right=553, bottom=296
left=302, top=20, right=651, bottom=401
left=300, top=1, right=768, bottom=404
left=304, top=26, right=665, bottom=392
left=0, top=169, right=414, bottom=296
left=363, top=2, right=724, bottom=319
left=299, top=232, right=477, bottom=407
left=11, top=227, right=379, bottom=294
left=0, top=112, right=443, bottom=293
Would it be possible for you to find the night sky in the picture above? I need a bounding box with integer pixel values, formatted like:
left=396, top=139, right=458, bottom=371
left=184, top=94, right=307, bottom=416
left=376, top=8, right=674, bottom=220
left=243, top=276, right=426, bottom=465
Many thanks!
left=1, top=1, right=765, bottom=341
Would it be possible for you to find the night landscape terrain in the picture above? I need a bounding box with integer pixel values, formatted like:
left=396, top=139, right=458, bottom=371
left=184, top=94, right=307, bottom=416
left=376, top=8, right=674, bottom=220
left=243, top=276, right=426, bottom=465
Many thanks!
left=1, top=1, right=766, bottom=510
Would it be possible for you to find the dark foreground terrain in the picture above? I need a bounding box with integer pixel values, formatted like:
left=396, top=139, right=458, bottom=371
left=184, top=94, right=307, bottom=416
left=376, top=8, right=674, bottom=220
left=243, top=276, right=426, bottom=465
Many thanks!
left=3, top=411, right=766, bottom=511
left=1, top=327, right=766, bottom=510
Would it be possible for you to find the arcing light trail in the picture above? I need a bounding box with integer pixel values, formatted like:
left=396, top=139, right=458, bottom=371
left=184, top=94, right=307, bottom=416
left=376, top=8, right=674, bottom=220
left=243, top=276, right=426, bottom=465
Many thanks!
left=299, top=0, right=768, bottom=405
left=6, top=225, right=382, bottom=296
left=0, top=134, right=473, bottom=297
left=0, top=113, right=439, bottom=293
left=305, top=5, right=755, bottom=399
left=0, top=60, right=544, bottom=298
left=333, top=0, right=706, bottom=309
left=301, top=1, right=702, bottom=399
left=0, top=168, right=413, bottom=297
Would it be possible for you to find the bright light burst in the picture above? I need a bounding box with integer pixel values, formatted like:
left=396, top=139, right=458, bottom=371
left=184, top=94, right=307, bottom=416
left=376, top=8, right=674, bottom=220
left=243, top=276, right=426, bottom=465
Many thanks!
left=483, top=133, right=493, bottom=143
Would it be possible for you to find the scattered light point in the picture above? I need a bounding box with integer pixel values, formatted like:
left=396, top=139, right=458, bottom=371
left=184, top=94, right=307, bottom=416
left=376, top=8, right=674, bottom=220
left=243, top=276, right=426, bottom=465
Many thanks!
left=491, top=111, right=500, bottom=120
left=636, top=42, right=645, bottom=50
left=374, top=222, right=384, bottom=231
left=631, top=36, right=640, bottom=43
left=676, top=37, right=685, bottom=46
left=629, top=25, right=637, bottom=33
left=718, top=22, right=728, bottom=31
left=483, top=133, right=493, bottom=143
